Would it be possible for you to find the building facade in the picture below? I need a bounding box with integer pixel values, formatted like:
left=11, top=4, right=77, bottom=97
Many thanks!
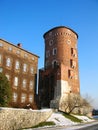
left=0, top=39, right=39, bottom=109
left=38, top=26, right=80, bottom=109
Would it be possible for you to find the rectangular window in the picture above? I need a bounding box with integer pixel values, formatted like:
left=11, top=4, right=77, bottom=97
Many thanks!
left=13, top=92, right=18, bottom=102
left=15, top=61, right=20, bottom=70
left=29, top=81, right=34, bottom=90
left=6, top=57, right=11, bottom=67
left=23, top=63, right=27, bottom=72
left=68, top=70, right=74, bottom=79
left=14, top=77, right=18, bottom=86
left=0, top=67, right=3, bottom=72
left=53, top=48, right=57, bottom=55
left=0, top=54, right=2, bottom=64
left=21, top=93, right=26, bottom=103
left=22, top=79, right=27, bottom=88
left=70, top=60, right=76, bottom=68
left=71, top=48, right=77, bottom=57
left=46, top=50, right=50, bottom=58
left=0, top=43, right=3, bottom=47
left=30, top=67, right=34, bottom=74
left=29, top=94, right=34, bottom=103
left=6, top=74, right=10, bottom=81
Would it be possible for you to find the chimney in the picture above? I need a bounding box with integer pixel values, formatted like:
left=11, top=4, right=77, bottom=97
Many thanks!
left=17, top=43, right=22, bottom=48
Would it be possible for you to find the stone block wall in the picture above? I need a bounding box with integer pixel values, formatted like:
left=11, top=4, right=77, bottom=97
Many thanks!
left=0, top=107, right=53, bottom=130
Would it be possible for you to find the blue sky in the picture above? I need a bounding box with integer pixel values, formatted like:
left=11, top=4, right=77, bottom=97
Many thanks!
left=0, top=0, right=98, bottom=108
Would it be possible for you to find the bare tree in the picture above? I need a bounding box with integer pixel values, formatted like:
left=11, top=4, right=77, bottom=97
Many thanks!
left=60, top=93, right=91, bottom=114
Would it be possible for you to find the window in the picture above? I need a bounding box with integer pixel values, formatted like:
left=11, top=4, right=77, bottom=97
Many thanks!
left=52, top=60, right=57, bottom=68
left=46, top=50, right=50, bottom=58
left=68, top=70, right=74, bottom=79
left=30, top=67, right=34, bottom=74
left=71, top=48, right=77, bottom=57
left=70, top=60, right=76, bottom=68
left=32, top=57, right=35, bottom=60
left=6, top=57, right=11, bottom=67
left=29, top=94, right=34, bottom=103
left=21, top=93, right=26, bottom=103
left=6, top=74, right=10, bottom=80
left=0, top=43, right=3, bottom=47
left=14, top=77, right=18, bottom=86
left=8, top=47, right=12, bottom=51
left=49, top=40, right=53, bottom=46
left=13, top=92, right=18, bottom=102
left=29, top=81, right=34, bottom=90
left=22, top=79, right=27, bottom=88
left=23, top=63, right=27, bottom=72
left=67, top=40, right=71, bottom=44
left=24, top=53, right=28, bottom=58
left=0, top=67, right=3, bottom=72
left=15, top=61, right=20, bottom=70
left=53, top=48, right=57, bottom=55
left=16, top=50, right=21, bottom=55
left=0, top=54, right=2, bottom=64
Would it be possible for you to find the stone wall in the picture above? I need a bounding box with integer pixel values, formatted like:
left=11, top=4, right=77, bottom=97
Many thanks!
left=0, top=107, right=53, bottom=130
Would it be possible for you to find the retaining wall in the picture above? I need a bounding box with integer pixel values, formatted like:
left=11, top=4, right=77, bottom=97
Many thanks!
left=0, top=107, right=53, bottom=130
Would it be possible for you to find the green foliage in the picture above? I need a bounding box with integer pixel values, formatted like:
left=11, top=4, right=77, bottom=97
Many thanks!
left=32, top=121, right=55, bottom=128
left=0, top=73, right=12, bottom=106
left=63, top=112, right=82, bottom=123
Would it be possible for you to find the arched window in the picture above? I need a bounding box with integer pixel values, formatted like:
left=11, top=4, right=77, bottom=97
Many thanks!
left=52, top=60, right=58, bottom=68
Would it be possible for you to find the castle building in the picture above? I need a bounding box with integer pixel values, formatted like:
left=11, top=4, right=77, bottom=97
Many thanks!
left=0, top=38, right=39, bottom=109
left=38, top=26, right=80, bottom=108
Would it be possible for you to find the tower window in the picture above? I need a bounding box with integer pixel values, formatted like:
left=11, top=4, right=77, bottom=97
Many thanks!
left=68, top=70, right=74, bottom=79
left=49, top=40, right=53, bottom=46
left=53, top=48, right=57, bottom=55
left=71, top=48, right=77, bottom=57
left=46, top=50, right=50, bottom=58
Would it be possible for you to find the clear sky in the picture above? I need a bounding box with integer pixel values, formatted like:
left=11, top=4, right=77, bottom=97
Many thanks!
left=0, top=0, right=98, bottom=109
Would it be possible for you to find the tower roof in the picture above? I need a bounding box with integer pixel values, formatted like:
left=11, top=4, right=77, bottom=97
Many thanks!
left=43, top=26, right=78, bottom=39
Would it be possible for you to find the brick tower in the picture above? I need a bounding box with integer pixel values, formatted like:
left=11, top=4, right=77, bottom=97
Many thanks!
left=38, top=26, right=80, bottom=109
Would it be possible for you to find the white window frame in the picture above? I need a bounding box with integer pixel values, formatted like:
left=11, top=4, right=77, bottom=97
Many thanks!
left=29, top=94, right=34, bottom=103
left=23, top=63, right=27, bottom=72
left=13, top=92, right=18, bottom=102
left=6, top=74, right=10, bottom=80
left=46, top=50, right=50, bottom=58
left=14, top=77, right=18, bottom=86
left=15, top=61, right=20, bottom=70
left=6, top=57, right=11, bottom=67
left=29, top=81, right=34, bottom=90
left=0, top=43, right=3, bottom=47
left=0, top=54, right=2, bottom=64
left=30, top=67, right=34, bottom=74
left=22, top=79, right=27, bottom=88
left=21, top=93, right=26, bottom=103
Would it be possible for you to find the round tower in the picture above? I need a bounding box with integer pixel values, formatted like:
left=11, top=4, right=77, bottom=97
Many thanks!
left=43, top=26, right=80, bottom=94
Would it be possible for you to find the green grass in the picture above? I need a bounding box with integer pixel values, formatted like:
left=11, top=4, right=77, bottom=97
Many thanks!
left=63, top=113, right=82, bottom=123
left=32, top=121, right=55, bottom=128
